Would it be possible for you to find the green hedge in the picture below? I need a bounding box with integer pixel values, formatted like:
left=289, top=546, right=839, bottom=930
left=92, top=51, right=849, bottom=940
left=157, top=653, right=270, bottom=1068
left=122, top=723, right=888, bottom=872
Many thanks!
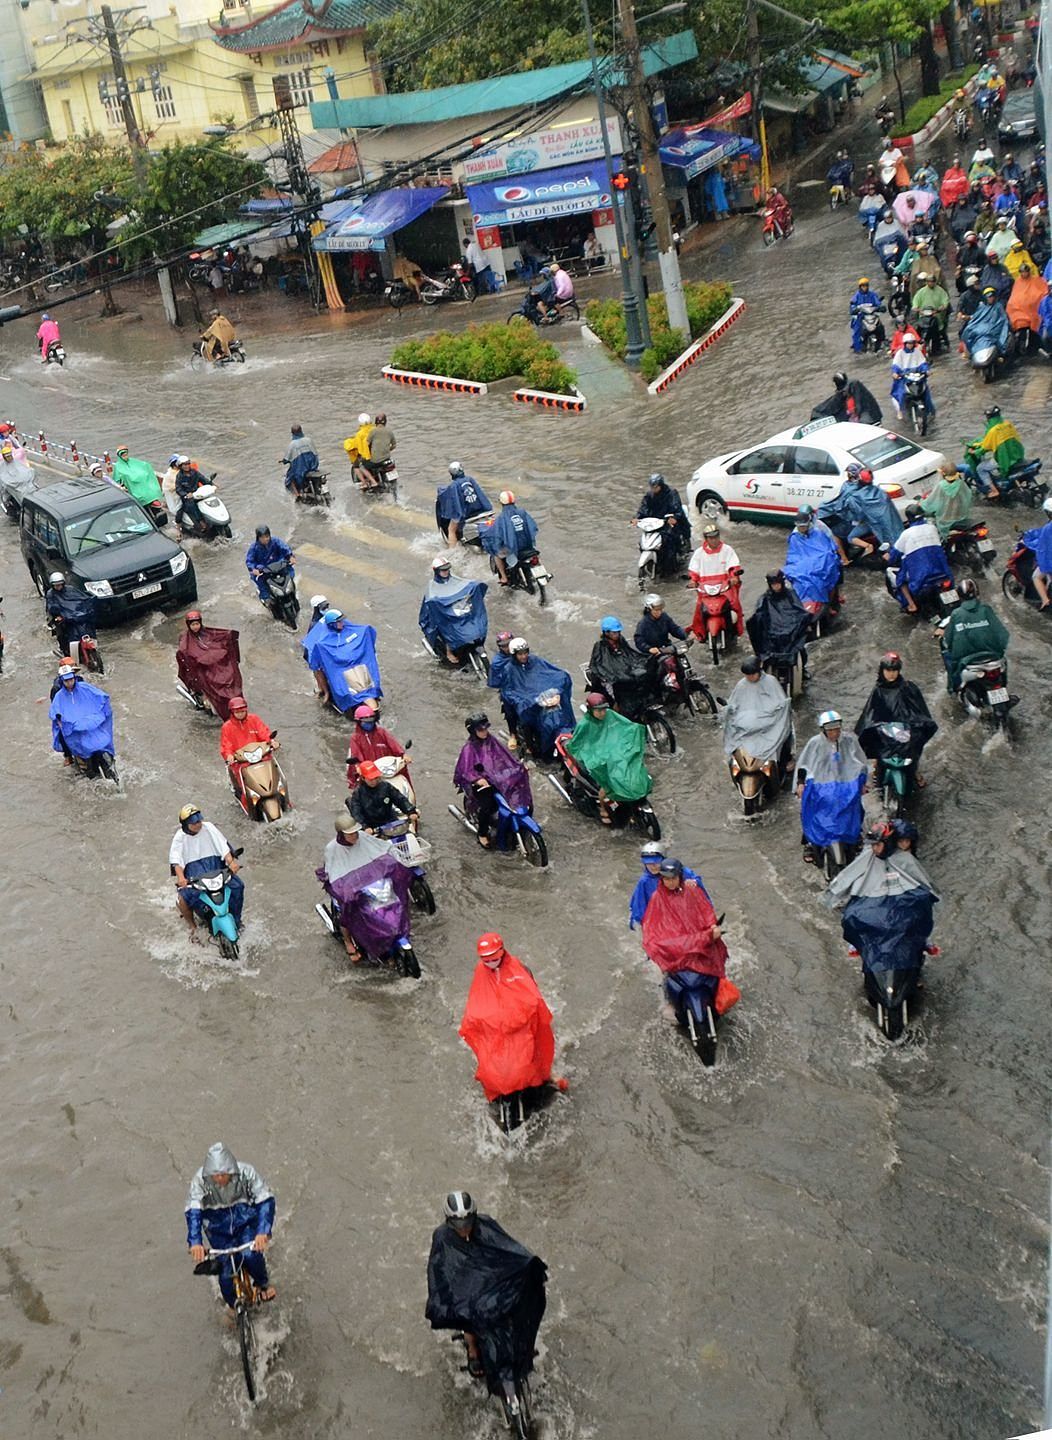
left=585, top=280, right=734, bottom=383
left=389, top=322, right=578, bottom=395
left=899, top=65, right=979, bottom=136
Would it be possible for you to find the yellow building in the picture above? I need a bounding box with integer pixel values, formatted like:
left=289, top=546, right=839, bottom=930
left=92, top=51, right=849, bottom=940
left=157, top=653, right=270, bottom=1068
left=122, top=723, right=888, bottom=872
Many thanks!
left=21, top=0, right=384, bottom=151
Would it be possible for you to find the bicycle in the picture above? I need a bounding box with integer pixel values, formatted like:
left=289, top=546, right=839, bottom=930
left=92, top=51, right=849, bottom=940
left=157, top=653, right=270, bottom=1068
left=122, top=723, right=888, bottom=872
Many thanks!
left=194, top=1241, right=271, bottom=1402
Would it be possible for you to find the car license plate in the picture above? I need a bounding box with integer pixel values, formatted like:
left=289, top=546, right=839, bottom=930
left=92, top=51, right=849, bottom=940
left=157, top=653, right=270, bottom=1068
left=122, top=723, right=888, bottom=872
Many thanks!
left=988, top=686, right=1009, bottom=704
left=132, top=581, right=162, bottom=599
left=939, top=588, right=959, bottom=606
left=978, top=540, right=995, bottom=555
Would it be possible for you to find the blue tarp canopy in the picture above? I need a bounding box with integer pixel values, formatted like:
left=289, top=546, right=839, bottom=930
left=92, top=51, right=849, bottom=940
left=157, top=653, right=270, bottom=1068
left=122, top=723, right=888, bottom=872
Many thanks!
left=239, top=197, right=295, bottom=213
left=659, top=127, right=760, bottom=181
left=465, top=158, right=618, bottom=227
left=313, top=185, right=449, bottom=252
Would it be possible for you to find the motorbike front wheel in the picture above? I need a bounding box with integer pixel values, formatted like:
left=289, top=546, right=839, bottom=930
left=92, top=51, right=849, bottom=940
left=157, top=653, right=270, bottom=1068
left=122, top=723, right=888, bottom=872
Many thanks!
left=216, top=933, right=239, bottom=961
left=519, top=827, right=549, bottom=868
left=762, top=227, right=776, bottom=248
left=685, top=1006, right=718, bottom=1067
left=409, top=876, right=437, bottom=914
left=687, top=680, right=718, bottom=716
left=398, top=945, right=422, bottom=979
left=632, top=807, right=661, bottom=841
left=645, top=712, right=676, bottom=756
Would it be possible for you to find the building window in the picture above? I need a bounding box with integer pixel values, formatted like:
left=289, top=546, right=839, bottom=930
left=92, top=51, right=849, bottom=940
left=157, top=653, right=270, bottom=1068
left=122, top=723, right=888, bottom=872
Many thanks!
left=101, top=94, right=124, bottom=129
left=222, top=0, right=247, bottom=9
left=239, top=75, right=259, bottom=118
left=153, top=83, right=177, bottom=120
left=283, top=68, right=315, bottom=107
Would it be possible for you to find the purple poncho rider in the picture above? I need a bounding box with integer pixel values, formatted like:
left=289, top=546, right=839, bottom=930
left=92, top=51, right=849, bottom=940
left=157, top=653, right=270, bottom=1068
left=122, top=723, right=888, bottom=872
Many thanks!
left=453, top=712, right=533, bottom=848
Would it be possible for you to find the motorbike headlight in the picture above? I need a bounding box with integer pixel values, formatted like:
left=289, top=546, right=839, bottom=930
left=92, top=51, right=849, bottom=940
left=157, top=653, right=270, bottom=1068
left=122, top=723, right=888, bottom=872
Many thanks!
left=170, top=550, right=189, bottom=576
left=84, top=579, right=113, bottom=598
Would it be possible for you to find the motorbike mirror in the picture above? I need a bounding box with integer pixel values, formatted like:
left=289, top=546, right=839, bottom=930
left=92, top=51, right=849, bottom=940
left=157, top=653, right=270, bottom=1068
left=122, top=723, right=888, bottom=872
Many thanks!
left=716, top=913, right=726, bottom=925
left=232, top=847, right=245, bottom=859
left=404, top=739, right=413, bottom=750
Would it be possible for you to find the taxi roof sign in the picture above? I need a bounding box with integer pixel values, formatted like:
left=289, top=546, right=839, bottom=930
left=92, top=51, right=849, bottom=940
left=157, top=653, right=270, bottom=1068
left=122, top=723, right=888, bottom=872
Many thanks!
left=792, top=415, right=839, bottom=440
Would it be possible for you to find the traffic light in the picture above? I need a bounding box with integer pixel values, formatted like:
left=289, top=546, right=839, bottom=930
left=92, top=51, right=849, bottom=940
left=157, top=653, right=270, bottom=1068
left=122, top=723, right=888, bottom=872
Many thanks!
left=612, top=171, right=632, bottom=192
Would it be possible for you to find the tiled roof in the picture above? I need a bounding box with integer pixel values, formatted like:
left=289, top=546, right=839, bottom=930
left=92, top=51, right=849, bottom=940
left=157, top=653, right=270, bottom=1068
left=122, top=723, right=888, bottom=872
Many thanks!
left=212, top=0, right=396, bottom=54
left=307, top=140, right=360, bottom=173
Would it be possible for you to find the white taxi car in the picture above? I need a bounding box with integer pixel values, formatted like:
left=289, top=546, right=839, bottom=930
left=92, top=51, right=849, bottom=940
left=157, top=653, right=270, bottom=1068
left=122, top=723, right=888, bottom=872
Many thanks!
left=686, top=418, right=944, bottom=526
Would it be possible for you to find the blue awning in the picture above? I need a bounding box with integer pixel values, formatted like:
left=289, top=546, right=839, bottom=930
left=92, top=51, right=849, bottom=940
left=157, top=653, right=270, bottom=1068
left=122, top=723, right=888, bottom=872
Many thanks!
left=240, top=197, right=295, bottom=213
left=465, top=158, right=618, bottom=227
left=659, top=127, right=760, bottom=181
left=313, top=185, right=449, bottom=252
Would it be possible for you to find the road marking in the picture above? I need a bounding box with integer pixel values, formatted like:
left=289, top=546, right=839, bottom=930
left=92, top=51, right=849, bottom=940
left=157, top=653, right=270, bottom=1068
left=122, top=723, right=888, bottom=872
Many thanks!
left=367, top=504, right=432, bottom=529
left=295, top=540, right=401, bottom=584
left=331, top=519, right=413, bottom=553
left=295, top=573, right=360, bottom=615
left=1020, top=373, right=1046, bottom=411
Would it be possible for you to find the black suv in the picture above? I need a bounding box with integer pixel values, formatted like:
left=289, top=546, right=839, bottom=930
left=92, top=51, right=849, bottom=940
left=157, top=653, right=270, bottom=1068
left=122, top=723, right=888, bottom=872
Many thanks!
left=20, top=478, right=197, bottom=623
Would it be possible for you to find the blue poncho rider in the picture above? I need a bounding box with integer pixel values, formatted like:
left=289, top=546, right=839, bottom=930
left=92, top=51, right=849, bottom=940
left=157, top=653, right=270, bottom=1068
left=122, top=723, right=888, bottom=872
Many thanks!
left=186, top=1141, right=275, bottom=1306
left=849, top=277, right=886, bottom=352
left=49, top=665, right=113, bottom=765
left=628, top=841, right=705, bottom=929
left=283, top=423, right=319, bottom=498
left=795, top=710, right=868, bottom=864
left=45, top=572, right=97, bottom=652
left=497, top=637, right=575, bottom=757
left=419, top=554, right=488, bottom=666
left=436, top=461, right=492, bottom=546
left=633, top=472, right=690, bottom=577
left=885, top=504, right=953, bottom=612
left=478, top=489, right=538, bottom=585
left=890, top=334, right=934, bottom=420
left=245, top=524, right=294, bottom=603
left=169, top=802, right=244, bottom=940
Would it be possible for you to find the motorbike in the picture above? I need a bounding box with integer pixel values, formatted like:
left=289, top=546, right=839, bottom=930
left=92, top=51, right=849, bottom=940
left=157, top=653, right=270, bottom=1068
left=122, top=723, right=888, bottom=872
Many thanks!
left=875, top=235, right=905, bottom=275
left=314, top=895, right=420, bottom=978
left=829, top=178, right=851, bottom=210
left=693, top=582, right=738, bottom=665
left=43, top=339, right=66, bottom=366
left=867, top=721, right=916, bottom=817
left=49, top=617, right=104, bottom=673
left=284, top=460, right=331, bottom=507
left=976, top=87, right=1002, bottom=128
left=859, top=206, right=881, bottom=244
left=502, top=548, right=552, bottom=605
left=763, top=647, right=806, bottom=699
left=547, top=731, right=661, bottom=839
left=635, top=516, right=688, bottom=589
left=1001, top=535, right=1049, bottom=609
left=378, top=817, right=436, bottom=913
left=229, top=737, right=290, bottom=823
left=954, top=653, right=1016, bottom=728
left=654, top=639, right=718, bottom=717
left=259, top=556, right=300, bottom=630
left=582, top=667, right=677, bottom=755
left=728, top=741, right=793, bottom=818
left=69, top=745, right=119, bottom=784
left=761, top=206, right=792, bottom=245
left=368, top=751, right=416, bottom=806
left=177, top=482, right=232, bottom=541
left=420, top=264, right=476, bottom=306
left=856, top=302, right=886, bottom=353
left=813, top=837, right=859, bottom=882
left=876, top=97, right=895, bottom=136
left=1012, top=321, right=1041, bottom=360
left=385, top=279, right=412, bottom=309
left=143, top=498, right=169, bottom=529
left=364, top=458, right=399, bottom=496
left=903, top=370, right=931, bottom=437
left=859, top=947, right=926, bottom=1041
left=884, top=564, right=959, bottom=619
left=961, top=448, right=1045, bottom=505
left=508, top=292, right=580, bottom=326
left=192, top=338, right=246, bottom=367
left=189, top=852, right=243, bottom=960
left=420, top=631, right=491, bottom=682
left=887, top=272, right=910, bottom=320
left=664, top=968, right=722, bottom=1066
left=953, top=106, right=970, bottom=139
left=453, top=1332, right=535, bottom=1440
left=448, top=790, right=549, bottom=867
left=968, top=338, right=1005, bottom=384
left=914, top=307, right=945, bottom=358
left=943, top=519, right=997, bottom=567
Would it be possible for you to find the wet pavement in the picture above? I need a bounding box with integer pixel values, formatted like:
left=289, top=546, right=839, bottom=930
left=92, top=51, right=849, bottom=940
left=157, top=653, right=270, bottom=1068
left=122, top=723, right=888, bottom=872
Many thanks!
left=1, top=129, right=1050, bottom=1440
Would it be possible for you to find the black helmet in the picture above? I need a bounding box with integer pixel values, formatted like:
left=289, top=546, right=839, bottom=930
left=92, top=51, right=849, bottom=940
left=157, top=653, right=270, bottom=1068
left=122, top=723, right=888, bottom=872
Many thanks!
left=465, top=712, right=490, bottom=732
left=657, top=858, right=683, bottom=877
left=905, top=503, right=924, bottom=522
left=255, top=523, right=271, bottom=539
left=983, top=405, right=1002, bottom=420
left=766, top=568, right=786, bottom=586
left=832, top=371, right=848, bottom=389
left=794, top=505, right=814, bottom=526
left=741, top=656, right=762, bottom=675
left=890, top=818, right=919, bottom=849
left=648, top=472, right=665, bottom=487
left=958, top=577, right=979, bottom=600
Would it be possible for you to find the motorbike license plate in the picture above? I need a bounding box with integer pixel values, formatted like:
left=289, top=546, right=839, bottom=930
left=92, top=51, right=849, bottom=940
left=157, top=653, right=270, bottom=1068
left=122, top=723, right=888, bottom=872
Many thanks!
left=384, top=285, right=393, bottom=294
left=977, top=540, right=995, bottom=555
left=988, top=686, right=1009, bottom=704
left=132, top=581, right=162, bottom=599
left=939, top=588, right=959, bottom=606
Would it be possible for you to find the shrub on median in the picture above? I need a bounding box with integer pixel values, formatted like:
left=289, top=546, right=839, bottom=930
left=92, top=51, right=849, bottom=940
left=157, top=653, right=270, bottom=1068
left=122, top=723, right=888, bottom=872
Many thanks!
left=389, top=321, right=578, bottom=395
left=585, top=279, right=734, bottom=382
left=899, top=65, right=979, bottom=135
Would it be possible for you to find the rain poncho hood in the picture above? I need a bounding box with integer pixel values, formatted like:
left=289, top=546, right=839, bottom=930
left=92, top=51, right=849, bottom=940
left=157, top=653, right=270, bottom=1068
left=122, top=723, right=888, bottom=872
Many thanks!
left=303, top=619, right=382, bottom=713
left=459, top=953, right=555, bottom=1100
left=893, top=189, right=937, bottom=226
left=454, top=733, right=533, bottom=812
left=797, top=731, right=868, bottom=847
left=499, top=655, right=574, bottom=754
left=435, top=474, right=491, bottom=525
left=919, top=474, right=973, bottom=537
left=784, top=527, right=841, bottom=605
left=111, top=454, right=162, bottom=505
left=641, top=879, right=728, bottom=977
left=745, top=589, right=811, bottom=662
left=49, top=678, right=113, bottom=758
left=425, top=1215, right=547, bottom=1386
left=478, top=505, right=538, bottom=567
left=203, top=1140, right=239, bottom=1177
left=419, top=576, right=488, bottom=650
left=176, top=621, right=242, bottom=719
left=318, top=833, right=411, bottom=955
left=823, top=849, right=938, bottom=976
left=566, top=708, right=652, bottom=802
left=722, top=674, right=792, bottom=761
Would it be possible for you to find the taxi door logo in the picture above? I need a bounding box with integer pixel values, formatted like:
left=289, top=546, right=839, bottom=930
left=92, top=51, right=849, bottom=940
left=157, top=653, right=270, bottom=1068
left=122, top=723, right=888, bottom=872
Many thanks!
left=743, top=478, right=759, bottom=495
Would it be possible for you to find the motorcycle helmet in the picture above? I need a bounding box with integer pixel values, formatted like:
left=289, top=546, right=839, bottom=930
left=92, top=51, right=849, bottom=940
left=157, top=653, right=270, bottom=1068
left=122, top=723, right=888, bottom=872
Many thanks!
left=310, top=594, right=329, bottom=611
left=880, top=651, right=902, bottom=671
left=89, top=463, right=104, bottom=478
left=335, top=813, right=361, bottom=834
left=740, top=656, right=762, bottom=675
left=56, top=664, right=76, bottom=681
left=176, top=455, right=190, bottom=465
left=465, top=712, right=490, bottom=732
left=116, top=445, right=129, bottom=458
left=498, top=490, right=515, bottom=505
left=833, top=371, right=848, bottom=388
left=496, top=631, right=513, bottom=650
left=891, top=818, right=919, bottom=850
left=323, top=608, right=343, bottom=627
left=477, top=932, right=504, bottom=958
left=903, top=335, right=917, bottom=347
left=41, top=313, right=50, bottom=321
left=600, top=615, right=622, bottom=633
left=905, top=503, right=924, bottom=522
left=958, top=577, right=979, bottom=600
left=658, top=858, right=683, bottom=878
left=357, top=760, right=381, bottom=781
left=186, top=609, right=203, bottom=624
left=818, top=709, right=842, bottom=729
left=702, top=523, right=720, bottom=540
left=448, top=461, right=464, bottom=477
left=357, top=412, right=371, bottom=425
left=1042, top=496, right=1052, bottom=515
left=508, top=637, right=529, bottom=654
left=49, top=571, right=65, bottom=585
left=845, top=462, right=863, bottom=479
left=179, top=803, right=203, bottom=829
left=229, top=696, right=248, bottom=714
left=640, top=841, right=664, bottom=862
left=643, top=593, right=663, bottom=610
left=983, top=405, right=1002, bottom=420
left=647, top=472, right=665, bottom=487
left=765, top=569, right=785, bottom=587
left=867, top=821, right=894, bottom=845
left=584, top=692, right=609, bottom=711
left=353, top=705, right=375, bottom=721
left=432, top=553, right=453, bottom=571
left=444, top=1190, right=477, bottom=1224
left=857, top=467, right=874, bottom=485
left=794, top=506, right=814, bottom=527
left=964, top=230, right=978, bottom=241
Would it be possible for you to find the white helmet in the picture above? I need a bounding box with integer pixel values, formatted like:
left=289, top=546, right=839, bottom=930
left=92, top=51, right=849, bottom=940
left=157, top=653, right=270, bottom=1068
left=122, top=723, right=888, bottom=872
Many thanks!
left=1043, top=496, right=1052, bottom=515
left=176, top=454, right=189, bottom=465
left=508, top=636, right=529, bottom=654
left=309, top=593, right=329, bottom=609
left=448, top=461, right=464, bottom=477
left=818, top=710, right=842, bottom=729
left=49, top=571, right=65, bottom=584
left=643, top=593, right=663, bottom=609
left=432, top=553, right=453, bottom=570
left=357, top=411, right=371, bottom=424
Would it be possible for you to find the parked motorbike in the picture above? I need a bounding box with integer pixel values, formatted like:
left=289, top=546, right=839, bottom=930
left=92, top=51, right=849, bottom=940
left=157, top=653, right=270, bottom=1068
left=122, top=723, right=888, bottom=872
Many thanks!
left=229, top=737, right=290, bottom=822
left=448, top=790, right=548, bottom=867
left=43, top=339, right=66, bottom=366
left=954, top=654, right=1016, bottom=728
left=655, top=639, right=718, bottom=717
left=314, top=896, right=420, bottom=977
left=420, top=264, right=476, bottom=306
left=385, top=279, right=412, bottom=309
left=378, top=817, right=436, bottom=913
left=728, top=741, right=793, bottom=818
left=189, top=852, right=243, bottom=960
left=693, top=582, right=738, bottom=664
left=943, top=519, right=996, bottom=567
left=260, top=556, right=300, bottom=629
left=547, top=732, right=661, bottom=838
left=903, top=370, right=931, bottom=437
left=192, top=338, right=246, bottom=367
left=177, top=482, right=232, bottom=540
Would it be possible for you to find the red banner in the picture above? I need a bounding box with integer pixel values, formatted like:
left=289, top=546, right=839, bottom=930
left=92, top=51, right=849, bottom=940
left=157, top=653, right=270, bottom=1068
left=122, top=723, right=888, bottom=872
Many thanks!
left=702, top=93, right=752, bottom=128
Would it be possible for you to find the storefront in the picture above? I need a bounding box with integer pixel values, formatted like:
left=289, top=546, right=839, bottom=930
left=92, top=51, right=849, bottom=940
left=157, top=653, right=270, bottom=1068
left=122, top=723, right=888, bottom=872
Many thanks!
left=658, top=126, right=761, bottom=224
left=312, top=185, right=455, bottom=295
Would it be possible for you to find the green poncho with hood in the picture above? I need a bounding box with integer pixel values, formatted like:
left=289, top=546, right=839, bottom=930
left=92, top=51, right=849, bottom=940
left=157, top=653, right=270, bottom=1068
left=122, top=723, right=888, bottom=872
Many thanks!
left=566, top=707, right=652, bottom=802
left=112, top=453, right=163, bottom=505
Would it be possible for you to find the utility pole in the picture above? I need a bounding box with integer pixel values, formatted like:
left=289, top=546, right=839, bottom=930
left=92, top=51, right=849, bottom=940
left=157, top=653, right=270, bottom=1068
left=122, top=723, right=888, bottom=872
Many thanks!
left=273, top=79, right=324, bottom=311
left=746, top=0, right=770, bottom=192
left=618, top=0, right=690, bottom=336
left=100, top=3, right=145, bottom=177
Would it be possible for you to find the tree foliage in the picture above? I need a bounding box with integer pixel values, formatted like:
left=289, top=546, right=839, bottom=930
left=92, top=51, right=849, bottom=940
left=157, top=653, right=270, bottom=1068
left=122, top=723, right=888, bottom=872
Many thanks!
left=0, top=138, right=133, bottom=244
left=118, top=139, right=266, bottom=264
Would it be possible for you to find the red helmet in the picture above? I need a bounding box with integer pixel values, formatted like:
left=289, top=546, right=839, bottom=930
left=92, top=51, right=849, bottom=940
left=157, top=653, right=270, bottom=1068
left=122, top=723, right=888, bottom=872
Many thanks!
left=229, top=695, right=248, bottom=711
left=477, top=932, right=505, bottom=959
left=879, top=652, right=902, bottom=670
left=585, top=692, right=608, bottom=709
left=857, top=467, right=874, bottom=485
left=185, top=609, right=203, bottom=623
left=358, top=760, right=381, bottom=781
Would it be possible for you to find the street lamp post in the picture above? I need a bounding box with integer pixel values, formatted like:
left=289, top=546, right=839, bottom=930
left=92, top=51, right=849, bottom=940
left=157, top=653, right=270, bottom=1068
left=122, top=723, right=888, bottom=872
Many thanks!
left=581, top=0, right=647, bottom=368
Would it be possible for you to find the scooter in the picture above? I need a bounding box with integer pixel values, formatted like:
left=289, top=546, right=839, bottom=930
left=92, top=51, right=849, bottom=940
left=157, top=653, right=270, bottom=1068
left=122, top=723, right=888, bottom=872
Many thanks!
left=260, top=557, right=300, bottom=629
left=761, top=206, right=792, bottom=244
left=859, top=205, right=881, bottom=244
left=655, top=639, right=719, bottom=717
left=1001, top=535, right=1049, bottom=609
left=763, top=647, right=806, bottom=698
left=420, top=263, right=476, bottom=305
left=866, top=721, right=916, bottom=817
left=637, top=516, right=668, bottom=589
left=810, top=838, right=859, bottom=882
left=582, top=668, right=677, bottom=755
left=284, top=460, right=331, bottom=507
left=856, top=302, right=886, bottom=353
left=903, top=370, right=931, bottom=437
left=229, top=737, right=290, bottom=822
left=452, top=1333, right=535, bottom=1440
left=943, top=519, right=996, bottom=567
left=954, top=653, right=1016, bottom=728
left=953, top=106, right=970, bottom=139
left=504, top=547, right=552, bottom=605
left=43, top=339, right=66, bottom=366
left=178, top=482, right=232, bottom=540
left=49, top=617, right=104, bottom=673
left=369, top=751, right=416, bottom=806
left=664, top=969, right=723, bottom=1066
left=68, top=745, right=119, bottom=784
left=189, top=852, right=243, bottom=960
left=884, top=565, right=959, bottom=619
left=192, top=338, right=246, bottom=367
left=961, top=448, right=1045, bottom=506
left=547, top=731, right=661, bottom=839
left=861, top=952, right=925, bottom=1041
left=968, top=339, right=1004, bottom=385
left=876, top=96, right=895, bottom=136
left=693, top=582, right=737, bottom=664
left=420, top=631, right=490, bottom=682
left=314, top=896, right=421, bottom=978
left=887, top=272, right=910, bottom=321
left=914, top=307, right=945, bottom=358
left=728, top=741, right=792, bottom=818
left=448, top=789, right=549, bottom=867
left=378, top=817, right=436, bottom=912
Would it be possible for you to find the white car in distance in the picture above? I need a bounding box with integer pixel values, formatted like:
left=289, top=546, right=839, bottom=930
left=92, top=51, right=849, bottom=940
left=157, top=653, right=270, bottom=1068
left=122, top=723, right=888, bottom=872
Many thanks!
left=686, top=418, right=945, bottom=527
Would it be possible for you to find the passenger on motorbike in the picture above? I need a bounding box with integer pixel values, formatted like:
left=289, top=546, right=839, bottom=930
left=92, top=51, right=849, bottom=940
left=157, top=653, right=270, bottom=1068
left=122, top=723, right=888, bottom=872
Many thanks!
left=488, top=630, right=515, bottom=689
left=170, top=803, right=243, bottom=940
left=497, top=639, right=574, bottom=756
left=784, top=506, right=842, bottom=607
left=849, top=279, right=887, bottom=353
left=565, top=692, right=652, bottom=824
left=587, top=615, right=654, bottom=718
left=635, top=593, right=688, bottom=654
left=634, top=472, right=690, bottom=575
left=856, top=652, right=937, bottom=779
left=425, top=1191, right=547, bottom=1390
left=343, top=412, right=375, bottom=489
left=1029, top=495, right=1052, bottom=608
left=177, top=611, right=243, bottom=719
left=938, top=577, right=1009, bottom=690
left=49, top=666, right=112, bottom=767
left=454, top=713, right=532, bottom=848
left=419, top=554, right=488, bottom=666
left=186, top=1141, right=275, bottom=1306
left=873, top=212, right=907, bottom=272
left=174, top=456, right=212, bottom=534
left=641, top=859, right=728, bottom=1015
left=317, top=812, right=410, bottom=961
left=969, top=404, right=1026, bottom=497
left=459, top=934, right=559, bottom=1100
left=746, top=568, right=812, bottom=663
left=978, top=255, right=1012, bottom=306
left=688, top=523, right=743, bottom=638
left=890, top=334, right=934, bottom=421
left=886, top=504, right=954, bottom=612
left=220, top=696, right=277, bottom=794
left=111, top=445, right=163, bottom=508
left=479, top=490, right=538, bottom=585
left=436, top=461, right=492, bottom=545
left=920, top=458, right=974, bottom=537
left=722, top=656, right=793, bottom=769
left=283, top=423, right=320, bottom=498
left=795, top=710, right=868, bottom=864
left=350, top=759, right=419, bottom=832
left=245, top=524, right=294, bottom=603
left=347, top=704, right=406, bottom=789
left=629, top=842, right=705, bottom=929
left=45, top=573, right=97, bottom=653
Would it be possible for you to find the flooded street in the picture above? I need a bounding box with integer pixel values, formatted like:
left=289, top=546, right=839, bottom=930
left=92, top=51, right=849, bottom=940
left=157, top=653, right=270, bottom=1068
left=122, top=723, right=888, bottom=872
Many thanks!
left=2, top=174, right=1049, bottom=1440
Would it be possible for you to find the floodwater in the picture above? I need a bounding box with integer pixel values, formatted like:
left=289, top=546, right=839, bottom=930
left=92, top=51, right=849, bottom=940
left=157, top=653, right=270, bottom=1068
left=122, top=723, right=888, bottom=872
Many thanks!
left=1, top=157, right=1049, bottom=1440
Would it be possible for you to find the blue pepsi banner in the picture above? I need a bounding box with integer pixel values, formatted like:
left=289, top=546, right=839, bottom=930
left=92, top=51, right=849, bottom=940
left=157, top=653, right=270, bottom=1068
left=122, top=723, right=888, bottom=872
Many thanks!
left=465, top=159, right=617, bottom=226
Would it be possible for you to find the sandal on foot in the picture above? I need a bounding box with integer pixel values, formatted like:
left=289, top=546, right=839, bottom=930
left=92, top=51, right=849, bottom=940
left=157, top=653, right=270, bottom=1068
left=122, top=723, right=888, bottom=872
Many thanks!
left=467, top=1356, right=485, bottom=1379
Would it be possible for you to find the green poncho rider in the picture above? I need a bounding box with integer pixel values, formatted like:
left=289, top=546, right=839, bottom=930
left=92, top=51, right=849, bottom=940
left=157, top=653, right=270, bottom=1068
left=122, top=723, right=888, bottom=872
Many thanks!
left=111, top=445, right=164, bottom=507
left=565, top=691, right=652, bottom=825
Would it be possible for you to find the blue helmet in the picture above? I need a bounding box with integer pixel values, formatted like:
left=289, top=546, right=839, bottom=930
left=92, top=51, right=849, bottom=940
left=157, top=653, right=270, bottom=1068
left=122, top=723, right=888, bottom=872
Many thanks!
left=41, top=313, right=50, bottom=321
left=323, top=608, right=343, bottom=627
left=600, top=615, right=622, bottom=633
